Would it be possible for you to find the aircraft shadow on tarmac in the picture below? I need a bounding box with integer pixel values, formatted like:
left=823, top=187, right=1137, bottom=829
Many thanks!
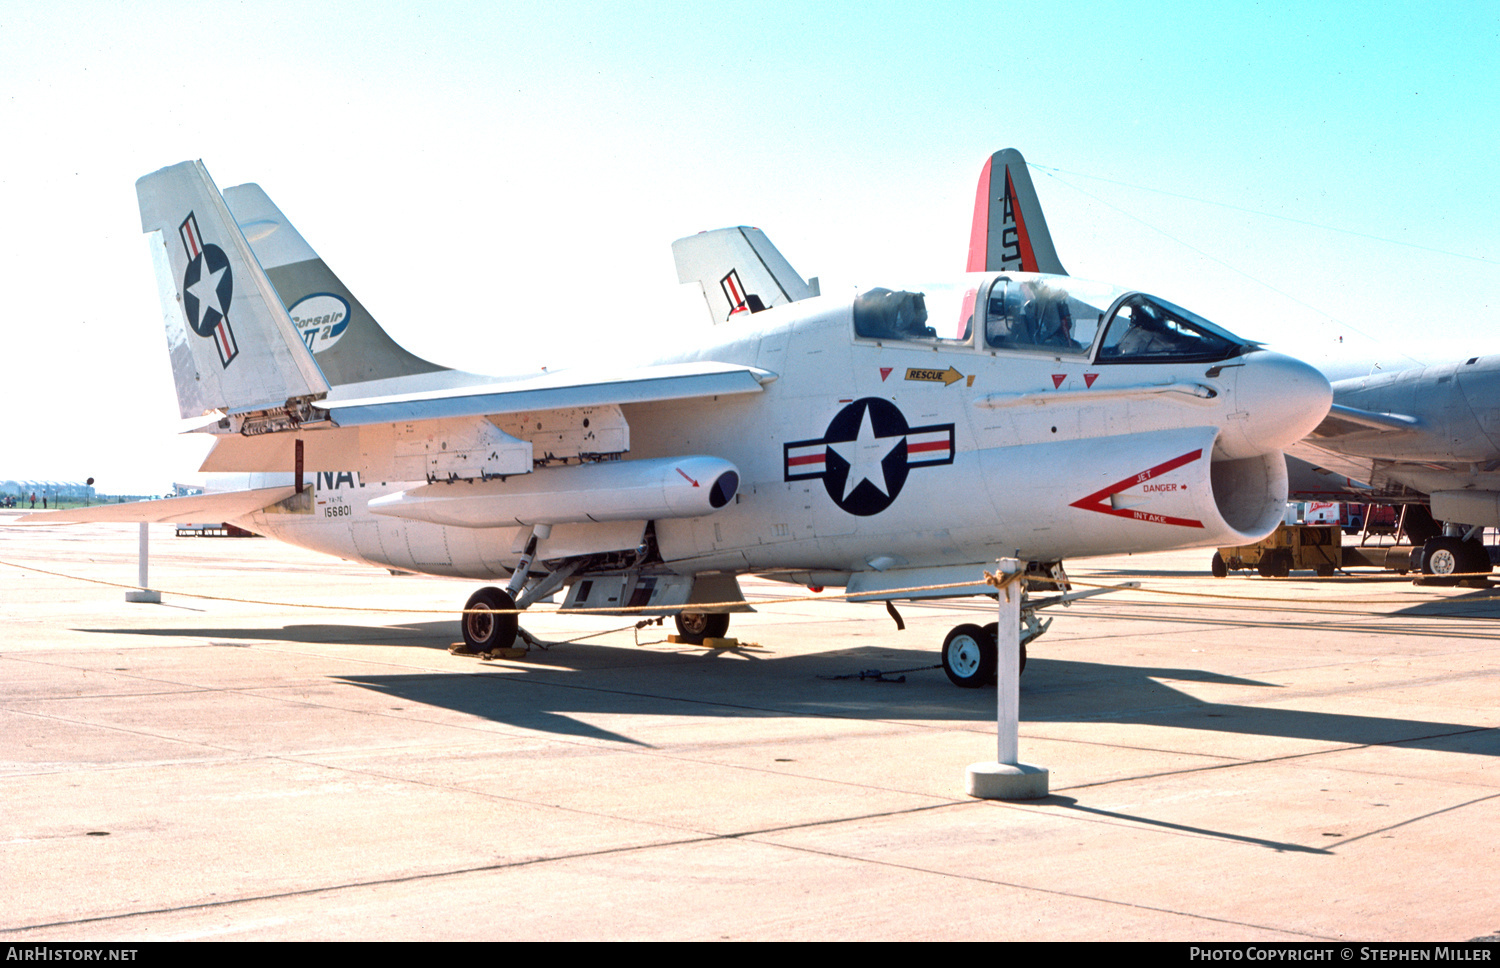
left=76, top=621, right=1496, bottom=758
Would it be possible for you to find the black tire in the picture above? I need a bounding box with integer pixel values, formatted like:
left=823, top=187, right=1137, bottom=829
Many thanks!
left=1315, top=563, right=1335, bottom=578
left=1211, top=552, right=1228, bottom=578
left=1421, top=536, right=1466, bottom=585
left=982, top=622, right=1027, bottom=676
left=462, top=586, right=518, bottom=652
left=1257, top=550, right=1290, bottom=578
left=1462, top=540, right=1492, bottom=579
left=943, top=624, right=997, bottom=688
left=674, top=611, right=730, bottom=644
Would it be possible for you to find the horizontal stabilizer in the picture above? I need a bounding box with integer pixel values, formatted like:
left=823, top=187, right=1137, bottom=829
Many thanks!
left=673, top=227, right=817, bottom=324
left=138, top=161, right=330, bottom=420
left=18, top=486, right=298, bottom=525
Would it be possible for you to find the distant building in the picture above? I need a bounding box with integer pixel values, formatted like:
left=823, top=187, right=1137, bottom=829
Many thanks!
left=0, top=480, right=97, bottom=501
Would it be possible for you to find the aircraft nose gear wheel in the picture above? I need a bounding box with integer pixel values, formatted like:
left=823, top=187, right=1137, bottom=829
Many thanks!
left=942, top=624, right=997, bottom=688
left=674, top=611, right=730, bottom=645
left=461, top=587, right=519, bottom=652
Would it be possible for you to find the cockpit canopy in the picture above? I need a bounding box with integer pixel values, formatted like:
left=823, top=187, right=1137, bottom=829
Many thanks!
left=853, top=273, right=1250, bottom=365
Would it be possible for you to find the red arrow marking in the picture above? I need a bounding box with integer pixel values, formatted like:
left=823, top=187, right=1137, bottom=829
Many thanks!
left=676, top=468, right=700, bottom=487
left=1069, top=449, right=1205, bottom=528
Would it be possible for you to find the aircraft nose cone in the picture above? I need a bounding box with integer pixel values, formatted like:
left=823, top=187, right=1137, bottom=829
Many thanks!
left=1226, top=351, right=1332, bottom=455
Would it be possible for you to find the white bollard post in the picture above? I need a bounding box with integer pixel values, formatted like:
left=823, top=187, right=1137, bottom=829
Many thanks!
left=966, top=558, right=1048, bottom=799
left=125, top=522, right=161, bottom=603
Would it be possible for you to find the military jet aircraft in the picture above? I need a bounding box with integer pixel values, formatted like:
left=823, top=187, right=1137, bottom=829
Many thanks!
left=1288, top=362, right=1500, bottom=582
left=28, top=158, right=1330, bottom=686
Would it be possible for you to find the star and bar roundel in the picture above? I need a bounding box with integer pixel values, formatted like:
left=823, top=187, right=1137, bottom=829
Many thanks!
left=784, top=398, right=955, bottom=516
left=179, top=212, right=238, bottom=368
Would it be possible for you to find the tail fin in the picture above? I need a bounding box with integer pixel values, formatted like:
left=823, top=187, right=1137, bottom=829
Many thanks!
left=137, top=161, right=330, bottom=420
left=222, top=184, right=450, bottom=388
left=966, top=149, right=1067, bottom=275
left=672, top=226, right=818, bottom=324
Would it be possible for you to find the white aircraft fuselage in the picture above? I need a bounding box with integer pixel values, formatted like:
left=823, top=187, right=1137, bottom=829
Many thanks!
left=236, top=278, right=1328, bottom=591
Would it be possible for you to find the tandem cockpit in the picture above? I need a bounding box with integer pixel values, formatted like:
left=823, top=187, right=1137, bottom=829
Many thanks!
left=851, top=273, right=1250, bottom=365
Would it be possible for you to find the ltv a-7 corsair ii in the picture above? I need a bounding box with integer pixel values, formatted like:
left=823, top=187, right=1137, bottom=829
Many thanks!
left=32, top=156, right=1330, bottom=686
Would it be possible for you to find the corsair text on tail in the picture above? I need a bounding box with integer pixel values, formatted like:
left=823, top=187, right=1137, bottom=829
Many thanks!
left=137, top=161, right=329, bottom=421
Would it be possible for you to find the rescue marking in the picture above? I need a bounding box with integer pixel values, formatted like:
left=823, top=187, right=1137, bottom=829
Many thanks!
left=1084, top=373, right=1099, bottom=388
left=784, top=398, right=954, bottom=516
left=1069, top=449, right=1205, bottom=528
left=1051, top=374, right=1066, bottom=388
left=178, top=212, right=238, bottom=368
left=879, top=367, right=893, bottom=382
left=904, top=366, right=965, bottom=387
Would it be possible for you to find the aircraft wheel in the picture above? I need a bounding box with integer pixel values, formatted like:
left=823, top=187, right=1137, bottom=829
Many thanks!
left=1462, top=541, right=1492, bottom=578
left=1257, top=550, right=1290, bottom=578
left=942, top=624, right=996, bottom=688
left=674, top=611, right=730, bottom=644
left=462, top=587, right=518, bottom=652
left=1421, top=537, right=1466, bottom=585
left=982, top=622, right=1027, bottom=676
left=1211, top=552, right=1228, bottom=578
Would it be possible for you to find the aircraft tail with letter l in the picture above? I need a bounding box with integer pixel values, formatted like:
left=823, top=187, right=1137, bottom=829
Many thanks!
left=673, top=226, right=819, bottom=324
left=222, top=183, right=451, bottom=389
left=137, top=161, right=330, bottom=422
left=966, top=148, right=1067, bottom=275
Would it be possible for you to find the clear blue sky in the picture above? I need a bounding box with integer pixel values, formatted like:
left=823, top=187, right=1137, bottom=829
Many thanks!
left=3, top=1, right=1496, bottom=491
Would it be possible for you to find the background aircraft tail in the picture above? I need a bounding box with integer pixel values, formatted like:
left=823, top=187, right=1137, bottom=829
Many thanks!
left=137, top=161, right=330, bottom=420
left=223, top=184, right=450, bottom=388
left=966, top=148, right=1067, bottom=275
left=672, top=226, right=818, bottom=324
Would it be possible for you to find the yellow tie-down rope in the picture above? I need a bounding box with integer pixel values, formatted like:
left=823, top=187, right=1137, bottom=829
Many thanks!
left=0, top=554, right=1485, bottom=616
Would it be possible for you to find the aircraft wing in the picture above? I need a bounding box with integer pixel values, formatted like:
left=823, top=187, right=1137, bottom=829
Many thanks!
left=322, top=361, right=776, bottom=426
left=18, top=486, right=298, bottom=524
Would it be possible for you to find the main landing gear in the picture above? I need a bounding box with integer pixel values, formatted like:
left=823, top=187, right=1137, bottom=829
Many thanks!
left=1419, top=535, right=1491, bottom=586
left=460, top=586, right=520, bottom=652
left=674, top=611, right=730, bottom=645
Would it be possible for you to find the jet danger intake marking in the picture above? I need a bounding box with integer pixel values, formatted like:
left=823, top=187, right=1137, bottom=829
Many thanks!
left=784, top=398, right=954, bottom=516
left=178, top=212, right=238, bottom=368
left=1069, top=449, right=1205, bottom=528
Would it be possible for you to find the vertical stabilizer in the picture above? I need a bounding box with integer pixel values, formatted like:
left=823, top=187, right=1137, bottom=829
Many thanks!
left=966, top=149, right=1066, bottom=275
left=137, top=161, right=330, bottom=420
left=223, top=184, right=450, bottom=387
left=673, top=226, right=817, bottom=324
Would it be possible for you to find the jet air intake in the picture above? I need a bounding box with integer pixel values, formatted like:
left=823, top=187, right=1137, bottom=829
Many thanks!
left=367, top=455, right=740, bottom=528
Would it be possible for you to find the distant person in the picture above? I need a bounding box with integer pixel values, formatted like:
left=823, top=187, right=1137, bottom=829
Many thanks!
left=30, top=492, right=36, bottom=509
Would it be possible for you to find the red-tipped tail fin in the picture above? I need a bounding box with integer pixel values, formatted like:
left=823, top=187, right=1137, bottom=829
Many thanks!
left=966, top=149, right=1066, bottom=275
